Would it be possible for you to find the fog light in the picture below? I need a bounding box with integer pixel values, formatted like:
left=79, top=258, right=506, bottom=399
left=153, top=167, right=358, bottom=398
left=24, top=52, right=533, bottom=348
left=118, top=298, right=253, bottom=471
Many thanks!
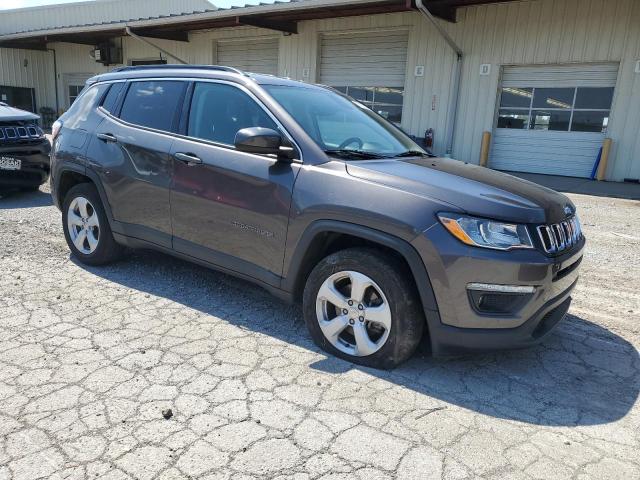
left=467, top=283, right=536, bottom=294
left=467, top=283, right=536, bottom=315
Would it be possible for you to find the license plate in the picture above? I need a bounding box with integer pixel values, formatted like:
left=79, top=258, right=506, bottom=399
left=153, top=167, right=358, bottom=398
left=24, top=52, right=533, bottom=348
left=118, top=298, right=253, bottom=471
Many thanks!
left=0, top=157, right=21, bottom=170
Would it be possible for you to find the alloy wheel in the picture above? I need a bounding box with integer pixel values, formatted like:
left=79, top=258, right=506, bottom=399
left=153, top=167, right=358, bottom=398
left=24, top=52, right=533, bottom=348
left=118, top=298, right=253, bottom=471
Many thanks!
left=67, top=196, right=100, bottom=255
left=315, top=270, right=392, bottom=357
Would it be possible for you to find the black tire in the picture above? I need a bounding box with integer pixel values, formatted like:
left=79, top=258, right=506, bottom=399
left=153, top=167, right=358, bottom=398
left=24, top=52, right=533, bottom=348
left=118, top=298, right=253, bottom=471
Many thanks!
left=62, top=182, right=123, bottom=266
left=303, top=247, right=425, bottom=369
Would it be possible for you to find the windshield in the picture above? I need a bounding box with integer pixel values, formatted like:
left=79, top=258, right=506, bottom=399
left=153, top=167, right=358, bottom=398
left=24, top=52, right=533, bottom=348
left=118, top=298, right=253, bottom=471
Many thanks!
left=263, top=85, right=424, bottom=159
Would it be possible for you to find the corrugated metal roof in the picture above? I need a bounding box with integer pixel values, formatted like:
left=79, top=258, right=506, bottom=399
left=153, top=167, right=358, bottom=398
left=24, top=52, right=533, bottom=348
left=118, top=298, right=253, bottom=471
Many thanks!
left=0, top=0, right=218, bottom=36
left=0, top=0, right=405, bottom=43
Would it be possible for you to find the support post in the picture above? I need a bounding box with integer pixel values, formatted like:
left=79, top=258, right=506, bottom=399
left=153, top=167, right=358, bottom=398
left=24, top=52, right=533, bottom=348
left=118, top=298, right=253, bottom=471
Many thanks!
left=596, top=138, right=613, bottom=181
left=479, top=131, right=491, bottom=167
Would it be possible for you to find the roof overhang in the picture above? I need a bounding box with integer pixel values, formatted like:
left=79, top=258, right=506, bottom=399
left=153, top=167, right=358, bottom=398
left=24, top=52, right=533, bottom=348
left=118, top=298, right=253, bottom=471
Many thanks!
left=0, top=0, right=519, bottom=50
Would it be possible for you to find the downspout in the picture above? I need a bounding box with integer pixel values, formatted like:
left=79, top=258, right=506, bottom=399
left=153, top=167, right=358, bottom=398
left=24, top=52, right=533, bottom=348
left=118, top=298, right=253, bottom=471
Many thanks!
left=415, top=0, right=463, bottom=157
left=125, top=26, right=188, bottom=64
left=47, top=47, right=60, bottom=116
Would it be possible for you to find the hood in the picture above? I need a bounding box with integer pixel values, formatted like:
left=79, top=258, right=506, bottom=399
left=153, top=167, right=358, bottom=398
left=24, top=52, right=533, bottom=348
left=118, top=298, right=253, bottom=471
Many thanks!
left=0, top=103, right=40, bottom=122
left=346, top=156, right=574, bottom=225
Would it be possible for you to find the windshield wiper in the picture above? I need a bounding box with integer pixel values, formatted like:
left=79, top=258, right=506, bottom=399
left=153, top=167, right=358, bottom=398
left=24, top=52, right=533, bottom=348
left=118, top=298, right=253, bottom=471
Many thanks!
left=323, top=149, right=386, bottom=160
left=393, top=150, right=429, bottom=158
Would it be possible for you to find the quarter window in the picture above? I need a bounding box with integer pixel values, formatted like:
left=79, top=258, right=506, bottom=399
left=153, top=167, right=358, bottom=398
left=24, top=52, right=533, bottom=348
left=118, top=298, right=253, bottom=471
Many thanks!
left=497, top=86, right=614, bottom=133
left=119, top=81, right=185, bottom=132
left=334, top=86, right=404, bottom=124
left=101, top=82, right=125, bottom=114
left=187, top=82, right=278, bottom=146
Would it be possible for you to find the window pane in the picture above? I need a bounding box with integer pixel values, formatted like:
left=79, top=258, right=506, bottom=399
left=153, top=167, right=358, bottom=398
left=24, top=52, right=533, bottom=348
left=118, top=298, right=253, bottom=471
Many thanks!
left=348, top=87, right=375, bottom=103
left=64, top=84, right=109, bottom=129
left=575, top=87, right=614, bottom=110
left=120, top=81, right=184, bottom=131
left=264, top=85, right=418, bottom=155
left=571, top=111, right=609, bottom=132
left=188, top=82, right=277, bottom=146
left=500, top=88, right=533, bottom=108
left=530, top=109, right=571, bottom=131
left=333, top=86, right=348, bottom=94
left=101, top=82, right=125, bottom=114
left=374, top=87, right=403, bottom=106
left=532, top=88, right=575, bottom=109
left=497, top=109, right=529, bottom=129
left=373, top=105, right=402, bottom=123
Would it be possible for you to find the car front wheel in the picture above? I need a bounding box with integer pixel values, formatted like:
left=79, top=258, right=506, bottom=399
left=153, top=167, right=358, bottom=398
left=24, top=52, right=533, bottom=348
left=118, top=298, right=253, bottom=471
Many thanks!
left=303, top=247, right=424, bottom=369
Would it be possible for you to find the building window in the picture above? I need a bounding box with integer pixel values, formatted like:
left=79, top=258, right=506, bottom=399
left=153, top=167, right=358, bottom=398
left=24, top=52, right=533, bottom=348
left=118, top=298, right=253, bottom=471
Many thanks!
left=334, top=86, right=404, bottom=124
left=497, top=86, right=614, bottom=133
left=68, top=85, right=85, bottom=106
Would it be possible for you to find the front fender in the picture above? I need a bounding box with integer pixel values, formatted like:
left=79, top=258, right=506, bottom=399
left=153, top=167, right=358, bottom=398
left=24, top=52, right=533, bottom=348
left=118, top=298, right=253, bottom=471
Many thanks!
left=282, top=219, right=439, bottom=315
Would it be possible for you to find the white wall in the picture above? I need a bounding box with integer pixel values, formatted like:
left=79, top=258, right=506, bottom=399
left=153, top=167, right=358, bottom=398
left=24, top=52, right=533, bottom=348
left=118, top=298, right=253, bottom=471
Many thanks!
left=0, top=47, right=55, bottom=115
left=442, top=0, right=640, bottom=182
left=6, top=0, right=639, bottom=180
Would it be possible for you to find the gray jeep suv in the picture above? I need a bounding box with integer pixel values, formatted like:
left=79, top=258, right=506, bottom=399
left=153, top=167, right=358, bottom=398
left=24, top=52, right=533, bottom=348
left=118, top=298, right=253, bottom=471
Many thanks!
left=50, top=65, right=584, bottom=368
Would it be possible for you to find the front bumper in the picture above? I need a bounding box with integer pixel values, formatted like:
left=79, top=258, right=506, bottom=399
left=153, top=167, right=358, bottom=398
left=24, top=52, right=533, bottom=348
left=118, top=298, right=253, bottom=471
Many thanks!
left=413, top=222, right=584, bottom=355
left=0, top=141, right=51, bottom=188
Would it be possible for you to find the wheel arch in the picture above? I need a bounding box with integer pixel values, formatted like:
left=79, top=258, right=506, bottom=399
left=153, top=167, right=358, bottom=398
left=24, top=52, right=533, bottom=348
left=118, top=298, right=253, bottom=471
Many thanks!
left=55, top=166, right=114, bottom=223
left=283, top=220, right=439, bottom=318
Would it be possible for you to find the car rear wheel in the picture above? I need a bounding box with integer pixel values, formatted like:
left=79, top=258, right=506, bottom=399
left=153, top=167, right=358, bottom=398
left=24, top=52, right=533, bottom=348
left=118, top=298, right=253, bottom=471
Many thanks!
left=303, top=247, right=424, bottom=369
left=62, top=183, right=123, bottom=265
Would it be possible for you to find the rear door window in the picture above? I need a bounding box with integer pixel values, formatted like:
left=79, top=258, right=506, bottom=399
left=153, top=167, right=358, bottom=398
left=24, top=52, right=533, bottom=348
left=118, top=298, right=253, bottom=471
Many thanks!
left=119, top=80, right=185, bottom=132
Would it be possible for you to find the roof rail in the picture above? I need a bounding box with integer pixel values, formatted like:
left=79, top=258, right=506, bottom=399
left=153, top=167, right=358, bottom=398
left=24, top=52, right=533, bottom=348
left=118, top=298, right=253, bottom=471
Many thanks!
left=112, top=64, right=244, bottom=75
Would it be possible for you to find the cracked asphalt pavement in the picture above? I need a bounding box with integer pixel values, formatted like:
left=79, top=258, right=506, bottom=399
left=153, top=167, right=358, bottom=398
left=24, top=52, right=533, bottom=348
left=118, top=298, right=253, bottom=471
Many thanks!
left=1, top=187, right=639, bottom=480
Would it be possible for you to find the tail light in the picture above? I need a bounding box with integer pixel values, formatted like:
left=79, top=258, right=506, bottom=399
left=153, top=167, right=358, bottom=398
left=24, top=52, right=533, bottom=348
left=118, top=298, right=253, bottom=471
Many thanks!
left=51, top=120, right=63, bottom=140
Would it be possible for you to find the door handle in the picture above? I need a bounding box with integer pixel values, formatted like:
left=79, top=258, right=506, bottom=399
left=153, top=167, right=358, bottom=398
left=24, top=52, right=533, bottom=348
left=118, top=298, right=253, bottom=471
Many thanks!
left=97, top=133, right=117, bottom=143
left=174, top=152, right=203, bottom=166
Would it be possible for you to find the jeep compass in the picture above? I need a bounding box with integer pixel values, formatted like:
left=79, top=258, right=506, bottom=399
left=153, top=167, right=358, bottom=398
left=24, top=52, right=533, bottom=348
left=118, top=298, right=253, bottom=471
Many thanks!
left=50, top=65, right=584, bottom=368
left=0, top=102, right=50, bottom=193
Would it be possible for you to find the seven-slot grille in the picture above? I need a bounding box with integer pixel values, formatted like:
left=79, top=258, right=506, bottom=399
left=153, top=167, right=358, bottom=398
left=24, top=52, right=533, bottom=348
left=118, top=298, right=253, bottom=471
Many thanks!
left=537, top=216, right=582, bottom=254
left=0, top=124, right=43, bottom=143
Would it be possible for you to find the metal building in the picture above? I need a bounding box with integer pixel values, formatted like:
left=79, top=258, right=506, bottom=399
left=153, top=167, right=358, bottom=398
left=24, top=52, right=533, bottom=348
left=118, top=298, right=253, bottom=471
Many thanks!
left=0, top=0, right=638, bottom=182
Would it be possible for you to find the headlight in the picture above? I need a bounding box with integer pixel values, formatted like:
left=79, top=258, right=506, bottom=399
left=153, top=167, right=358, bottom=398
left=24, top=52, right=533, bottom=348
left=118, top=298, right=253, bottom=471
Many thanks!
left=438, top=213, right=533, bottom=251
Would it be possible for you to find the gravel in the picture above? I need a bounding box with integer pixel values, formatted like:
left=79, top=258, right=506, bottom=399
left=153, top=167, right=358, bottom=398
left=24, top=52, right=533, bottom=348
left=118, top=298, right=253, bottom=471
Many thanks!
left=0, top=186, right=638, bottom=479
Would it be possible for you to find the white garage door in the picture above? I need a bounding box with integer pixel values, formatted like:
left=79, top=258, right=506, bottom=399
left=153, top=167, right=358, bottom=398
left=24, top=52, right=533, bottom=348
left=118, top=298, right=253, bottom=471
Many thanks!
left=319, top=30, right=409, bottom=124
left=216, top=37, right=279, bottom=76
left=491, top=63, right=619, bottom=178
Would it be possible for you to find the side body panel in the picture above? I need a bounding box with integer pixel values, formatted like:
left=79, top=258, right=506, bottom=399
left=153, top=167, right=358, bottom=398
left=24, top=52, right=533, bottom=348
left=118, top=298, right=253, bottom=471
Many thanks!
left=86, top=111, right=175, bottom=247
left=51, top=83, right=109, bottom=187
left=170, top=136, right=300, bottom=285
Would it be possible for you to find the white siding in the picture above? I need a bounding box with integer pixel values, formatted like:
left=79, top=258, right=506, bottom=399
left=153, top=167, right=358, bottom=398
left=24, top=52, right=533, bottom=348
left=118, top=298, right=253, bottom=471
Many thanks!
left=0, top=47, right=55, bottom=116
left=441, top=0, right=640, bottom=181
left=2, top=0, right=638, bottom=180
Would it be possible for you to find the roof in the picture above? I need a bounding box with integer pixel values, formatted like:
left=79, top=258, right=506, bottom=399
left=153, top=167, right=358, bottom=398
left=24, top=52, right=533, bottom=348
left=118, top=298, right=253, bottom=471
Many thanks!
left=0, top=0, right=520, bottom=49
left=0, top=0, right=214, bottom=36
left=87, top=64, right=322, bottom=89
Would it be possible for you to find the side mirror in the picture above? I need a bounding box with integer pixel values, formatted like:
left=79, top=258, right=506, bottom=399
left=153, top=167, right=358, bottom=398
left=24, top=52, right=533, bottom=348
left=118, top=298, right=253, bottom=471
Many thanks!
left=234, top=127, right=296, bottom=161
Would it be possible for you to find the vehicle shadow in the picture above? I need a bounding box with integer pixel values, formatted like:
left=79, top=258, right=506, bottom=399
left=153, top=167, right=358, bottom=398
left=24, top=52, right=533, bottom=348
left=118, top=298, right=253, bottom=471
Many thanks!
left=75, top=249, right=640, bottom=427
left=0, top=189, right=53, bottom=208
